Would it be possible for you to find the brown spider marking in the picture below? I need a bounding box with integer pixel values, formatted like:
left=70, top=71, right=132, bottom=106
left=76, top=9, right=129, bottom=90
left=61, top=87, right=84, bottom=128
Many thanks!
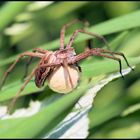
left=0, top=19, right=134, bottom=114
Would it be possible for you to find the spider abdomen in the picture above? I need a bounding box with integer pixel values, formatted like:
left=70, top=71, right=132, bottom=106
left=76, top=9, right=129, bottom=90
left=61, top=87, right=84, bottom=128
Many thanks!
left=46, top=66, right=80, bottom=94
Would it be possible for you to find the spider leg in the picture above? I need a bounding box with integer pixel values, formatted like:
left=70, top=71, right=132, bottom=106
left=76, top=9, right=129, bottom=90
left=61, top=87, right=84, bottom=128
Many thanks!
left=0, top=52, right=43, bottom=89
left=63, top=60, right=74, bottom=89
left=100, top=49, right=134, bottom=71
left=23, top=48, right=47, bottom=80
left=66, top=29, right=111, bottom=51
left=39, top=63, right=61, bottom=69
left=70, top=48, right=125, bottom=78
left=60, top=19, right=89, bottom=50
left=23, top=57, right=34, bottom=80
left=33, top=48, right=47, bottom=54
left=7, top=68, right=37, bottom=114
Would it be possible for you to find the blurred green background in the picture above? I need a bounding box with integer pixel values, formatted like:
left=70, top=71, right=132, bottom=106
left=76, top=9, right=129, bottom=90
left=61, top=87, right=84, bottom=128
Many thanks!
left=0, top=1, right=140, bottom=138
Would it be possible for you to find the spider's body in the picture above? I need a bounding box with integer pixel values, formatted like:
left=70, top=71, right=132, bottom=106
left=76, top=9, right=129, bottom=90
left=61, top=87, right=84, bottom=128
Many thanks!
left=34, top=48, right=79, bottom=93
left=0, top=19, right=133, bottom=114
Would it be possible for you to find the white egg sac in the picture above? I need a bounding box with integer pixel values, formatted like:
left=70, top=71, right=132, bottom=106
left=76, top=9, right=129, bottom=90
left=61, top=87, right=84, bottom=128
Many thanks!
left=47, top=66, right=80, bottom=94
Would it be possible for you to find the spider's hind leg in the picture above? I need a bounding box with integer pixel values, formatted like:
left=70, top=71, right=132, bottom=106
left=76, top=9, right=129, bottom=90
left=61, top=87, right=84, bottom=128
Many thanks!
left=7, top=68, right=37, bottom=114
left=22, top=57, right=33, bottom=81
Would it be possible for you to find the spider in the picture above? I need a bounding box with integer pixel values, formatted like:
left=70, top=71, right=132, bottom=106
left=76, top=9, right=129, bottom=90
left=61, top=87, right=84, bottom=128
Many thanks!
left=0, top=19, right=133, bottom=114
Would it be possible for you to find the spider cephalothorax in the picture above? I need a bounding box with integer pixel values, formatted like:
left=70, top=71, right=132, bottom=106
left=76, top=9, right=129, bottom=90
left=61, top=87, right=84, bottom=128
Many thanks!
left=0, top=19, right=133, bottom=114
left=55, top=48, right=76, bottom=59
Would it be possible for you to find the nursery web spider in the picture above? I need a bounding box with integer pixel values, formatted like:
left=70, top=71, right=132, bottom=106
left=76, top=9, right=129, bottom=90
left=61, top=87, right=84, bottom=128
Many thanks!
left=0, top=19, right=133, bottom=114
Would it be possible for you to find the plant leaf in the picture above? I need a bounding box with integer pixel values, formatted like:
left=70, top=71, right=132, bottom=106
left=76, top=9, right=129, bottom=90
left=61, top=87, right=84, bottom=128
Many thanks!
left=0, top=67, right=132, bottom=139
left=0, top=81, right=88, bottom=138
left=121, top=103, right=140, bottom=117
left=0, top=2, right=30, bottom=31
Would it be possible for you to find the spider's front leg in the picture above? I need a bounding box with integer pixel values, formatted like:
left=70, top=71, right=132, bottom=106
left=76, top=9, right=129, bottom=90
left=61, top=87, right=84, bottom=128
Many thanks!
left=66, top=29, right=111, bottom=51
left=60, top=19, right=89, bottom=50
left=0, top=52, right=43, bottom=89
left=70, top=48, right=133, bottom=77
left=101, top=49, right=134, bottom=71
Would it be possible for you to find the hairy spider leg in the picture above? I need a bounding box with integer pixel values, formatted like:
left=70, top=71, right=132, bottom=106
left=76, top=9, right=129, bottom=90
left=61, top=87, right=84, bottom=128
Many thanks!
left=66, top=29, right=111, bottom=51
left=70, top=48, right=127, bottom=78
left=63, top=59, right=74, bottom=89
left=101, top=49, right=134, bottom=71
left=38, top=63, right=61, bottom=68
left=7, top=68, right=37, bottom=114
left=23, top=48, right=47, bottom=80
left=60, top=19, right=89, bottom=50
left=0, top=52, right=43, bottom=90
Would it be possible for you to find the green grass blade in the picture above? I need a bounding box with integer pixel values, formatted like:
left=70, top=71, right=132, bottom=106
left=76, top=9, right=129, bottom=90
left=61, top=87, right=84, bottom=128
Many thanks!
left=0, top=2, right=30, bottom=31
left=44, top=2, right=89, bottom=19
left=0, top=81, right=88, bottom=138
left=89, top=107, right=140, bottom=138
